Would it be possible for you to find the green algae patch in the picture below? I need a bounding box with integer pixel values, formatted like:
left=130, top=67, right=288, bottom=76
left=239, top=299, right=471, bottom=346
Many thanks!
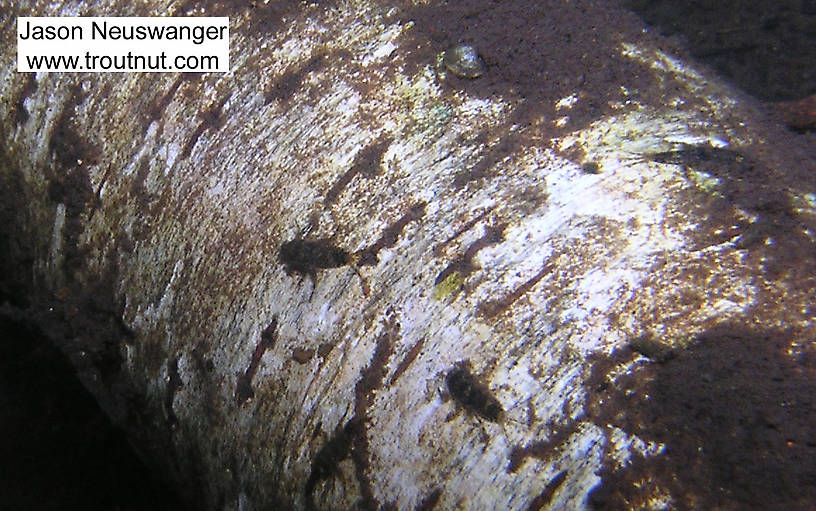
left=433, top=271, right=465, bottom=301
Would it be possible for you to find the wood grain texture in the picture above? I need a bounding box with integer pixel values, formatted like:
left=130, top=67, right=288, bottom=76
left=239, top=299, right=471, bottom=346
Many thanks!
left=1, top=1, right=814, bottom=509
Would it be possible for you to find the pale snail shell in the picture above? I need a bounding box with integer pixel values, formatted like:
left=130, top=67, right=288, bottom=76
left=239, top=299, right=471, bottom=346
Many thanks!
left=442, top=44, right=485, bottom=79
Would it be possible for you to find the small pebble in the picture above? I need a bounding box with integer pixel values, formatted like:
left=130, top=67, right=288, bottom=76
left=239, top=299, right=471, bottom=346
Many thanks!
left=442, top=44, right=485, bottom=79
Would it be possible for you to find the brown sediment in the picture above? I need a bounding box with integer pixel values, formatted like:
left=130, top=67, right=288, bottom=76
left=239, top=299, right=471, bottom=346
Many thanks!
left=357, top=202, right=427, bottom=266
left=350, top=328, right=397, bottom=510
left=507, top=423, right=579, bottom=474
left=172, top=0, right=340, bottom=38
left=434, top=222, right=506, bottom=289
left=586, top=325, right=816, bottom=509
left=416, top=487, right=443, bottom=511
left=265, top=52, right=327, bottom=104
left=305, top=316, right=399, bottom=510
left=235, top=318, right=278, bottom=404
left=179, top=98, right=225, bottom=161
left=317, top=342, right=334, bottom=358
left=774, top=94, right=816, bottom=131
left=40, top=83, right=144, bottom=390
left=325, top=136, right=393, bottom=205
left=389, top=337, right=425, bottom=386
left=478, top=261, right=554, bottom=318
left=623, top=0, right=816, bottom=103
left=264, top=50, right=352, bottom=105
left=304, top=417, right=363, bottom=509
left=646, top=139, right=816, bottom=286
left=394, top=0, right=664, bottom=189
left=527, top=470, right=567, bottom=511
left=145, top=74, right=184, bottom=126
left=432, top=208, right=492, bottom=257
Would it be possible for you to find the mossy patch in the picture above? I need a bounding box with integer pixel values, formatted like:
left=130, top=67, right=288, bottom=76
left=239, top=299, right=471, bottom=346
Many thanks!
left=433, top=270, right=465, bottom=301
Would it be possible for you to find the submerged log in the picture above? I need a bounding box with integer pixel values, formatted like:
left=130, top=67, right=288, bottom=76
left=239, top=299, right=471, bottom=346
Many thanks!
left=1, top=0, right=814, bottom=509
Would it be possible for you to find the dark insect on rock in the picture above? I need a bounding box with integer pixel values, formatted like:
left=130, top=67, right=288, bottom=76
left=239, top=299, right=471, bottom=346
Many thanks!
left=581, top=161, right=601, bottom=174
left=279, top=237, right=370, bottom=297
left=279, top=238, right=352, bottom=277
left=446, top=361, right=504, bottom=422
left=645, top=144, right=744, bottom=167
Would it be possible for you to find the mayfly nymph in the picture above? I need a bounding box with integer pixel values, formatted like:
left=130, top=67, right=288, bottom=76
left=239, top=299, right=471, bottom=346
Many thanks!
left=446, top=361, right=504, bottom=422
left=279, top=238, right=351, bottom=277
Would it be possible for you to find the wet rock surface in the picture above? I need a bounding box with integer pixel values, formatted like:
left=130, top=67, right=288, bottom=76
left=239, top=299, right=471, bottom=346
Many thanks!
left=0, top=0, right=814, bottom=509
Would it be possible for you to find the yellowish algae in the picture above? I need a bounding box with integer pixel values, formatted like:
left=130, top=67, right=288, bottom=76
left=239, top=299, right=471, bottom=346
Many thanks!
left=433, top=271, right=465, bottom=301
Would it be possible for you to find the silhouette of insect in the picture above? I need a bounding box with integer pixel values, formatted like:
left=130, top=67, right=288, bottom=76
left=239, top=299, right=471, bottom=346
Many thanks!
left=643, top=143, right=744, bottom=167
left=445, top=361, right=505, bottom=423
left=279, top=238, right=352, bottom=277
left=278, top=237, right=368, bottom=297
